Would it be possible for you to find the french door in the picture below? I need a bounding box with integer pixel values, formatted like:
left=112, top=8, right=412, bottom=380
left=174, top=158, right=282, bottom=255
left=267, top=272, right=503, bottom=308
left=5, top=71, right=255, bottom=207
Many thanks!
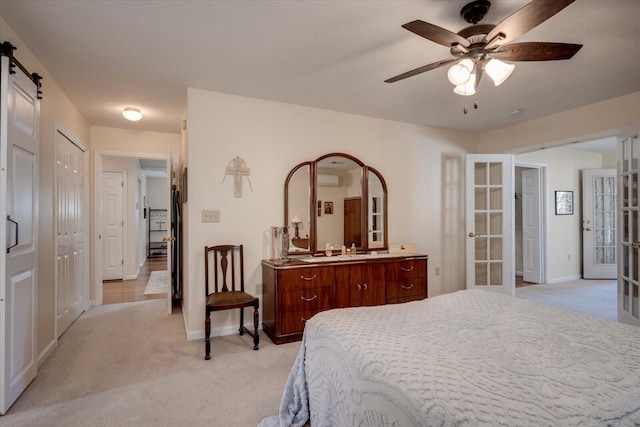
left=0, top=56, right=39, bottom=414
left=618, top=134, right=640, bottom=325
left=465, top=155, right=515, bottom=296
left=582, top=169, right=616, bottom=279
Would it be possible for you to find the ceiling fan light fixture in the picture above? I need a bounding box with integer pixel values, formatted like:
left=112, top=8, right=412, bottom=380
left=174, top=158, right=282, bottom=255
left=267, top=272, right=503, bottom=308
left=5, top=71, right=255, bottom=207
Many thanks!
left=447, top=58, right=474, bottom=86
left=485, top=59, right=515, bottom=86
left=122, top=107, right=142, bottom=121
left=454, top=73, right=476, bottom=96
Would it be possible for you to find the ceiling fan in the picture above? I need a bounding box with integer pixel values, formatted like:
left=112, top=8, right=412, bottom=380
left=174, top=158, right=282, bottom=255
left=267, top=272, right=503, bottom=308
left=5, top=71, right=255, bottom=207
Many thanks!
left=385, top=0, right=583, bottom=96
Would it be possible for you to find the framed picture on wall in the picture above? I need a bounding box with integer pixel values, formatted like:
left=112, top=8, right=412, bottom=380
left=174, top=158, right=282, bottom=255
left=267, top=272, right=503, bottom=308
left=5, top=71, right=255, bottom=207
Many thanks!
left=555, top=190, right=573, bottom=215
left=324, top=201, right=333, bottom=215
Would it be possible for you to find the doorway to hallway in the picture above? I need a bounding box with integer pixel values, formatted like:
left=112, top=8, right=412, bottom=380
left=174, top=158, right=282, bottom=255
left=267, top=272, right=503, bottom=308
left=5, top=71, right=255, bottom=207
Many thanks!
left=102, top=256, right=167, bottom=304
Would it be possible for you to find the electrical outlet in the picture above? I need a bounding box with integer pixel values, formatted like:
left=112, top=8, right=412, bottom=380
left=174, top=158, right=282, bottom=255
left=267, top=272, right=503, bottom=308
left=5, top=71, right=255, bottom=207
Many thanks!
left=568, top=254, right=571, bottom=261
left=255, top=283, right=262, bottom=294
left=435, top=267, right=440, bottom=276
left=202, top=209, right=220, bottom=223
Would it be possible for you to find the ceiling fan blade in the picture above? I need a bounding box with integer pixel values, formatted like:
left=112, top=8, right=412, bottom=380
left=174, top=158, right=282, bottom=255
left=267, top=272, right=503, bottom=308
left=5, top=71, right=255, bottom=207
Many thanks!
left=402, top=20, right=470, bottom=48
left=486, top=0, right=576, bottom=45
left=493, top=42, right=583, bottom=61
left=385, top=58, right=457, bottom=83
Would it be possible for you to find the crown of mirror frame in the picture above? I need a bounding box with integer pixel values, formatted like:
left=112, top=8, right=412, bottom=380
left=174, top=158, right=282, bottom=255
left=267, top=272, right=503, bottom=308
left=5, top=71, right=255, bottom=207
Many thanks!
left=284, top=153, right=387, bottom=256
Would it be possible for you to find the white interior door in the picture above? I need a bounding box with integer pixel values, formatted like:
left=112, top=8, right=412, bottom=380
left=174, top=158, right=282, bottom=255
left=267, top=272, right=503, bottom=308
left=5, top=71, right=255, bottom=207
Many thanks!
left=56, top=129, right=87, bottom=337
left=0, top=56, right=39, bottom=414
left=522, top=168, right=542, bottom=283
left=102, top=171, right=124, bottom=280
left=618, top=134, right=640, bottom=326
left=583, top=169, right=617, bottom=279
left=466, top=154, right=515, bottom=296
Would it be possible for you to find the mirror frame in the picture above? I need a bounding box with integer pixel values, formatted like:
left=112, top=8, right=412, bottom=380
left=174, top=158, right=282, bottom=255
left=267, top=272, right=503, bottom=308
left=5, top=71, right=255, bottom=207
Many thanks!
left=284, top=152, right=388, bottom=255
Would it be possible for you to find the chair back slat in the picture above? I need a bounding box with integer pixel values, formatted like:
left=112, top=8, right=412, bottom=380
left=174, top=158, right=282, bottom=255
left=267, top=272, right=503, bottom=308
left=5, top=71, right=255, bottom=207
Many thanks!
left=204, top=244, right=244, bottom=296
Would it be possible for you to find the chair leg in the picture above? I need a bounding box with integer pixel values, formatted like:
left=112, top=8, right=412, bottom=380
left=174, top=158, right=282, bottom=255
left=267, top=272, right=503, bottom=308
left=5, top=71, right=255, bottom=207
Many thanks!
left=253, top=305, right=259, bottom=351
left=204, top=314, right=211, bottom=360
left=239, top=307, right=244, bottom=336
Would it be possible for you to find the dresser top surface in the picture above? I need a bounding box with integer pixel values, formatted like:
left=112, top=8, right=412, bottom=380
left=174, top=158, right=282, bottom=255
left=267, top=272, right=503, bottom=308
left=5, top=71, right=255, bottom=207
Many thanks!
left=263, top=253, right=428, bottom=270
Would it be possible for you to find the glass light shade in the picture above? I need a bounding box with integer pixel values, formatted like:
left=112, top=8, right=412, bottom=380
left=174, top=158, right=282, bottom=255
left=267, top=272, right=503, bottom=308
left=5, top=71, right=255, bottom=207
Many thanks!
left=122, top=107, right=142, bottom=121
left=453, top=73, right=476, bottom=96
left=447, top=58, right=474, bottom=86
left=291, top=215, right=301, bottom=224
left=485, top=59, right=515, bottom=86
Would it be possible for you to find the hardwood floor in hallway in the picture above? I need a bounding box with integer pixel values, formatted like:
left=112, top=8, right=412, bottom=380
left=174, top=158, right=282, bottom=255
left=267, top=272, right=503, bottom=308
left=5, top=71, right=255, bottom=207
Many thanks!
left=103, top=256, right=167, bottom=304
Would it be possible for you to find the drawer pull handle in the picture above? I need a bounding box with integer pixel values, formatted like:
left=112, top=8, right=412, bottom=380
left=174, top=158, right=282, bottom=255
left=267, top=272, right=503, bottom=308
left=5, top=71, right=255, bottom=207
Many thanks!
left=357, top=284, right=361, bottom=291
left=401, top=283, right=414, bottom=290
left=362, top=283, right=368, bottom=290
left=400, top=266, right=414, bottom=272
left=300, top=274, right=317, bottom=281
left=301, top=295, right=317, bottom=302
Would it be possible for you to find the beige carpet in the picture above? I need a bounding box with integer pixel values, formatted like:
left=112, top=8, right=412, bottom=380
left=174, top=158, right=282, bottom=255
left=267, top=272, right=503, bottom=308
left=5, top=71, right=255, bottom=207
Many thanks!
left=143, top=270, right=169, bottom=295
left=1, top=300, right=300, bottom=427
left=516, top=279, right=617, bottom=321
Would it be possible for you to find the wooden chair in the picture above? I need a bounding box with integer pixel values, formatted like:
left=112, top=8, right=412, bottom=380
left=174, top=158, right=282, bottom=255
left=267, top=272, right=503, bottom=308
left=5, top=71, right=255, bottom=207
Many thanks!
left=204, top=244, right=259, bottom=360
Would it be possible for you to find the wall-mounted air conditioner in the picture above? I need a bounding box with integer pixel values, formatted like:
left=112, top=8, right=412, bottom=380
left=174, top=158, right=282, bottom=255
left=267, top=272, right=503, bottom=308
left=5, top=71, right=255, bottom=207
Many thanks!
left=317, top=174, right=340, bottom=187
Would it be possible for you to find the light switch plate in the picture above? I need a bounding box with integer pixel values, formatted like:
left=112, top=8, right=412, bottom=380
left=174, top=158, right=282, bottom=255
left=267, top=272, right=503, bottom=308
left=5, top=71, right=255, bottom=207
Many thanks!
left=202, top=209, right=220, bottom=223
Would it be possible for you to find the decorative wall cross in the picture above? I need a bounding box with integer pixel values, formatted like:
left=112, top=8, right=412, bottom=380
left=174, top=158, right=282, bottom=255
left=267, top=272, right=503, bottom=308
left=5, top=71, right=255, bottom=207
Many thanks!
left=222, top=156, right=253, bottom=198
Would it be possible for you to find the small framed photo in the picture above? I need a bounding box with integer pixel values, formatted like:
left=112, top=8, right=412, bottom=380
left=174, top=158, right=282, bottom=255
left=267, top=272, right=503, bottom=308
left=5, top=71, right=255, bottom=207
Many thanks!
left=324, top=201, right=333, bottom=215
left=555, top=190, right=573, bottom=215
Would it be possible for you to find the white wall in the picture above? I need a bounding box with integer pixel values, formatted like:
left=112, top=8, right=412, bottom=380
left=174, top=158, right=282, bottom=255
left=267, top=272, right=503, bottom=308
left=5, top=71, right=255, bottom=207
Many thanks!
left=1, top=17, right=92, bottom=362
left=147, top=176, right=168, bottom=208
left=478, top=92, right=640, bottom=154
left=184, top=88, right=477, bottom=339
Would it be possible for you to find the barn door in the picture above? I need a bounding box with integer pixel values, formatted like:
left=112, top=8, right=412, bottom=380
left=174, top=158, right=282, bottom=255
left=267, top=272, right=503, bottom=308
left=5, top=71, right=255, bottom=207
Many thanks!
left=0, top=55, right=40, bottom=414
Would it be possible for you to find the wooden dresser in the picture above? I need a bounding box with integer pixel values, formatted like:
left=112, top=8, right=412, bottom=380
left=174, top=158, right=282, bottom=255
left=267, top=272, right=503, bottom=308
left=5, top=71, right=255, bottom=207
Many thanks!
left=262, top=254, right=428, bottom=344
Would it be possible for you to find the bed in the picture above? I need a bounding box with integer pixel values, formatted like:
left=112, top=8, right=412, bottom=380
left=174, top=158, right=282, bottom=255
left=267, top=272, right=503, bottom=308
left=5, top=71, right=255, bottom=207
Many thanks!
left=259, top=289, right=640, bottom=426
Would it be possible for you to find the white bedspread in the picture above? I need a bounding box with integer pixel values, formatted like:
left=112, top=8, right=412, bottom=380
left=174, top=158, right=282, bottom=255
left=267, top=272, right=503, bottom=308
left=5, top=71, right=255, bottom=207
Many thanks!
left=260, top=290, right=640, bottom=426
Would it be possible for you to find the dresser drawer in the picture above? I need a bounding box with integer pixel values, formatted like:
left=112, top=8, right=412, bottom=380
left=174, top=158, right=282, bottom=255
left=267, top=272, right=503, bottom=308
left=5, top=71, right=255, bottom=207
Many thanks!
left=279, top=267, right=335, bottom=291
left=386, top=278, right=426, bottom=300
left=281, top=308, right=328, bottom=335
left=280, top=286, right=333, bottom=312
left=385, top=260, right=426, bottom=281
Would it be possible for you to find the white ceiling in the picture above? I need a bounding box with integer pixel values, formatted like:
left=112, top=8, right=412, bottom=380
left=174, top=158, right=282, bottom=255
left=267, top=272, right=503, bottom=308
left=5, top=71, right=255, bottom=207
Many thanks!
left=1, top=0, right=639, bottom=136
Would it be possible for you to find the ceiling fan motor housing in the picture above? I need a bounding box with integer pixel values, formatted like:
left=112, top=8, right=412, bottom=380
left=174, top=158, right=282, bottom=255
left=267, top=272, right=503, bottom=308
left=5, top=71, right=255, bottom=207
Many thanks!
left=461, top=0, right=491, bottom=25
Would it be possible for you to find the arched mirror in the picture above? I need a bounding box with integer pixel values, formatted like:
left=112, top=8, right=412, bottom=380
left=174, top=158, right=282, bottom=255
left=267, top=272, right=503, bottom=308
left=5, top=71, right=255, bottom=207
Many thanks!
left=284, top=153, right=387, bottom=255
left=285, top=163, right=312, bottom=253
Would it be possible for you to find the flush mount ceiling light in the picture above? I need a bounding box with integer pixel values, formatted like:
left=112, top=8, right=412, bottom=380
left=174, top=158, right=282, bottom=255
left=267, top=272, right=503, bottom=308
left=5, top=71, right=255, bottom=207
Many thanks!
left=122, top=107, right=142, bottom=121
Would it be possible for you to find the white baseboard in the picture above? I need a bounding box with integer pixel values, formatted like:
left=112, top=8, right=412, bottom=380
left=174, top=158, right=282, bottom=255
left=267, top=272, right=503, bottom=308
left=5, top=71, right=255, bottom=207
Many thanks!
left=546, top=274, right=582, bottom=284
left=38, top=338, right=57, bottom=368
left=125, top=274, right=138, bottom=280
left=515, top=271, right=523, bottom=277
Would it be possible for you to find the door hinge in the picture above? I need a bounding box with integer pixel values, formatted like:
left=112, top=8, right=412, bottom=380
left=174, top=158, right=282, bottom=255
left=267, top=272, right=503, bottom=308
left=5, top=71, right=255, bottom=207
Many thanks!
left=121, top=181, right=124, bottom=187
left=122, top=220, right=124, bottom=226
left=122, top=259, right=124, bottom=265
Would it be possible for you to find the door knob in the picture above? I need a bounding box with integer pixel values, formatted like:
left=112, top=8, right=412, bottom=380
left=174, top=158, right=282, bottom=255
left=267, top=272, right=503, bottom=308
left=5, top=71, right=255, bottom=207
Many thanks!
left=583, top=227, right=592, bottom=231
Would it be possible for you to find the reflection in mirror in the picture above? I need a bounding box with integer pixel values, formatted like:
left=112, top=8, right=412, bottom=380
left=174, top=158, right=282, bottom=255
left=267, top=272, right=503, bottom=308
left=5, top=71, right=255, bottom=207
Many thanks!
left=287, top=164, right=311, bottom=252
left=368, top=169, right=385, bottom=248
left=316, top=156, right=362, bottom=252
